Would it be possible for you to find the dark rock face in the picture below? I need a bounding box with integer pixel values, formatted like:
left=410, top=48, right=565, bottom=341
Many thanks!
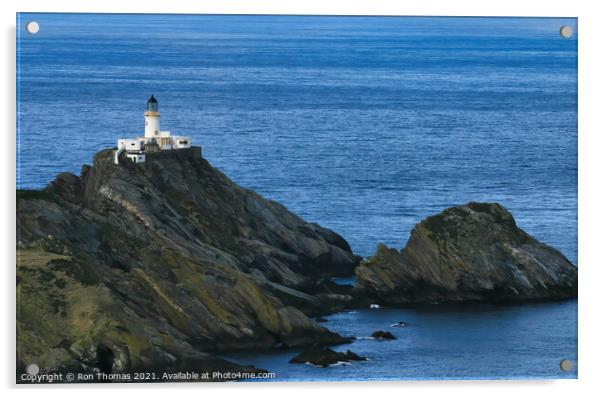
left=370, top=331, right=396, bottom=340
left=355, top=202, right=577, bottom=304
left=17, top=147, right=359, bottom=378
left=289, top=348, right=366, bottom=367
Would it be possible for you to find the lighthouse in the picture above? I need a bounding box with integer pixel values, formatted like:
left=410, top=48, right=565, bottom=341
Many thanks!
left=144, top=94, right=160, bottom=138
left=114, top=95, right=192, bottom=165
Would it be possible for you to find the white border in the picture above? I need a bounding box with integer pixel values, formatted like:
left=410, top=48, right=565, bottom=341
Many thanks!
left=0, top=0, right=588, bottom=17
left=3, top=1, right=601, bottom=396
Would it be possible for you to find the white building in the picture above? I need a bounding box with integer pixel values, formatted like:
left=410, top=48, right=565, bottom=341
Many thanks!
left=114, top=95, right=192, bottom=164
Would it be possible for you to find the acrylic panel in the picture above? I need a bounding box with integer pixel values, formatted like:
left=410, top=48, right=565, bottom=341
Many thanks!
left=16, top=13, right=577, bottom=383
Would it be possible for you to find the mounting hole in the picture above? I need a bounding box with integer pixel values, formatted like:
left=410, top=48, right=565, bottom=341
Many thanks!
left=26, top=363, right=40, bottom=376
left=559, top=359, right=573, bottom=371
left=25, top=21, right=40, bottom=34
left=560, top=25, right=573, bottom=39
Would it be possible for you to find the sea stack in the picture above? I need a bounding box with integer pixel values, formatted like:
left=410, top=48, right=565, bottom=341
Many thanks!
left=355, top=202, right=577, bottom=303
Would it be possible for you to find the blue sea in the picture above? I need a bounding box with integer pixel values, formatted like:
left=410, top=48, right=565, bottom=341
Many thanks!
left=16, top=14, right=578, bottom=380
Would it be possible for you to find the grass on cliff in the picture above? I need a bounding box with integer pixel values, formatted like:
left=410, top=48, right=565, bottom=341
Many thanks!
left=16, top=249, right=71, bottom=268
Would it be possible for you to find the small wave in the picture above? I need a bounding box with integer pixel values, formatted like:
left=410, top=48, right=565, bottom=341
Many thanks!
left=304, top=361, right=352, bottom=367
left=330, top=361, right=353, bottom=367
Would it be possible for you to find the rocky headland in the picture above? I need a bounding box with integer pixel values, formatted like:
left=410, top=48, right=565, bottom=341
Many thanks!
left=355, top=202, right=578, bottom=304
left=17, top=148, right=577, bottom=381
left=17, top=147, right=359, bottom=380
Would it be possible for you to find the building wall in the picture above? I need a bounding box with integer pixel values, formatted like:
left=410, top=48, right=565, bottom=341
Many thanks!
left=144, top=113, right=160, bottom=138
left=172, top=136, right=192, bottom=149
left=156, top=137, right=173, bottom=149
left=118, top=138, right=143, bottom=151
left=125, top=153, right=146, bottom=163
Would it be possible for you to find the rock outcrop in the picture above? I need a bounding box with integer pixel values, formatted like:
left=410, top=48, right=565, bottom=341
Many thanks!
left=355, top=202, right=577, bottom=304
left=370, top=331, right=396, bottom=340
left=17, top=147, right=359, bottom=379
left=289, top=348, right=366, bottom=367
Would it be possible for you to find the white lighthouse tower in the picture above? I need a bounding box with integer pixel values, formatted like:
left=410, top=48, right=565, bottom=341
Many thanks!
left=114, top=95, right=192, bottom=165
left=144, top=94, right=160, bottom=138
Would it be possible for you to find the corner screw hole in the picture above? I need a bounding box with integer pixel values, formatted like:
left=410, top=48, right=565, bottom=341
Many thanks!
left=26, top=363, right=40, bottom=376
left=26, top=21, right=40, bottom=34
left=560, top=25, right=573, bottom=39
left=560, top=359, right=572, bottom=372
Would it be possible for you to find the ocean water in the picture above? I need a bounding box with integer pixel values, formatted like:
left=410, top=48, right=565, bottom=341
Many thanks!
left=225, top=300, right=578, bottom=381
left=16, top=14, right=577, bottom=380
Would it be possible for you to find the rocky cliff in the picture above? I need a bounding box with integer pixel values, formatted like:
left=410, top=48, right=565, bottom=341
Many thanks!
left=355, top=202, right=577, bottom=304
left=17, top=147, right=359, bottom=379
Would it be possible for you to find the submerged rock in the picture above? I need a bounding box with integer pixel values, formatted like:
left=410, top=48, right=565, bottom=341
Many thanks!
left=370, top=331, right=396, bottom=340
left=17, top=147, right=359, bottom=379
left=289, top=347, right=367, bottom=367
left=355, top=202, right=577, bottom=304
